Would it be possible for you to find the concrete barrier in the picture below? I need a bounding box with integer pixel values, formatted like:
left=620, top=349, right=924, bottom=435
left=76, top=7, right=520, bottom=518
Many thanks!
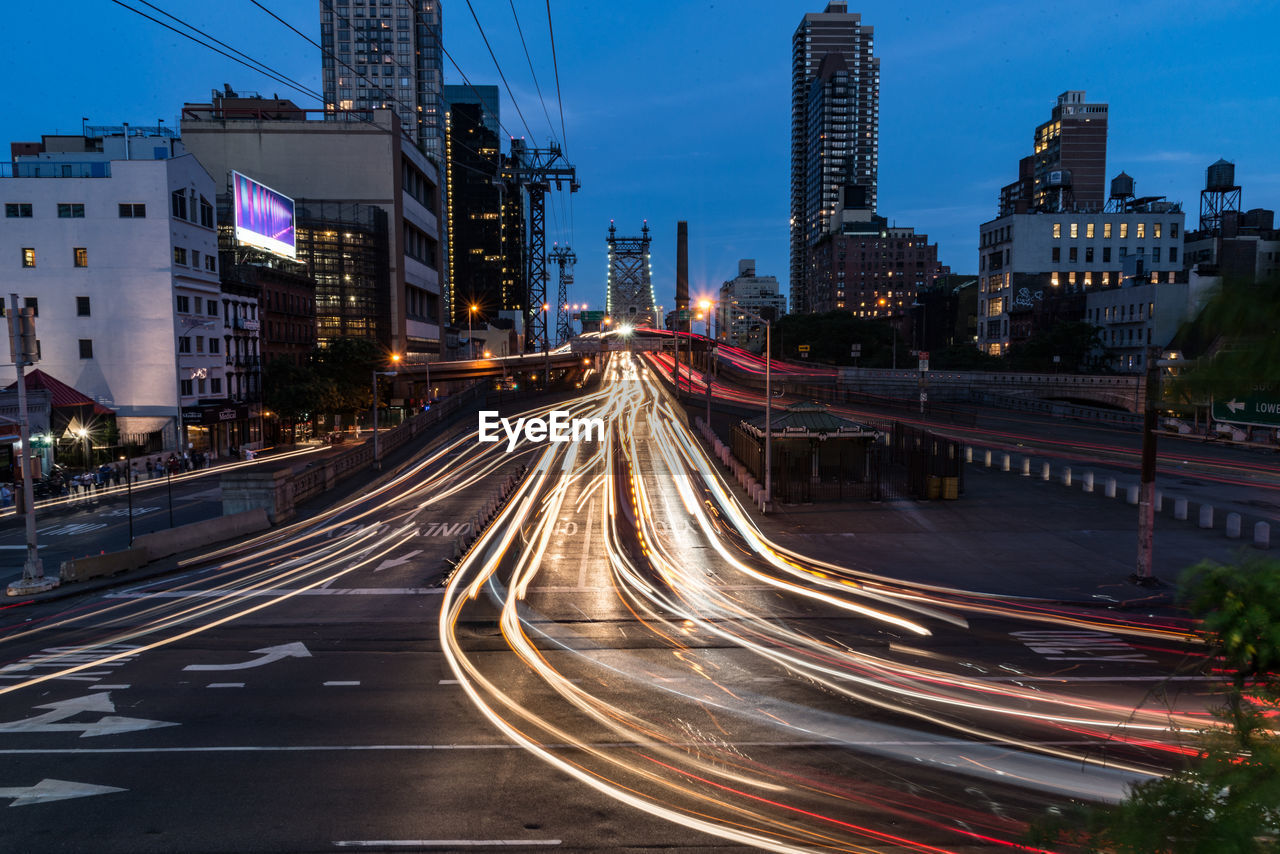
left=1062, top=466, right=1072, bottom=487
left=60, top=547, right=149, bottom=583
left=1226, top=513, right=1242, bottom=539
left=1105, top=478, right=1117, bottom=498
left=133, top=508, right=272, bottom=562
left=1082, top=471, right=1094, bottom=493
left=1174, top=498, right=1188, bottom=520
left=1126, top=485, right=1140, bottom=505
left=1256, top=522, right=1271, bottom=550
left=1199, top=505, right=1214, bottom=529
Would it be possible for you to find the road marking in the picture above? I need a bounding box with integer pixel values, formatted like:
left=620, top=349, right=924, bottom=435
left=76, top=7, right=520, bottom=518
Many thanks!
left=438, top=679, right=459, bottom=685
left=185, top=642, right=311, bottom=672
left=0, top=778, right=126, bottom=807
left=0, top=738, right=1144, bottom=756
left=324, top=681, right=360, bottom=687
left=374, top=550, right=424, bottom=572
left=1011, top=629, right=1156, bottom=664
left=0, top=644, right=138, bottom=686
left=335, top=842, right=560, bottom=849
left=206, top=683, right=245, bottom=689
left=88, top=684, right=130, bottom=691
left=36, top=523, right=109, bottom=537
left=0, top=693, right=177, bottom=738
left=107, top=588, right=445, bottom=599
left=0, top=545, right=45, bottom=550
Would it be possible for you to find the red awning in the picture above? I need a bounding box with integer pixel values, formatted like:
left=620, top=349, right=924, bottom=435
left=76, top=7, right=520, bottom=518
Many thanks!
left=4, top=369, right=114, bottom=415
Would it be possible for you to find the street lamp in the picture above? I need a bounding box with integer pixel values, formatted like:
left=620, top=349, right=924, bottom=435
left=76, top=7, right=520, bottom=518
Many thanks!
left=76, top=427, right=91, bottom=472
left=698, top=298, right=714, bottom=426
left=468, top=304, right=479, bottom=360
left=372, top=354, right=401, bottom=470
left=736, top=306, right=773, bottom=512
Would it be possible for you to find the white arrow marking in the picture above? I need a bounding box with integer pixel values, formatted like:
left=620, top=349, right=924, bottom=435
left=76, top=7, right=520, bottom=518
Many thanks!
left=1226, top=399, right=1245, bottom=413
left=0, top=778, right=126, bottom=807
left=0, top=694, right=178, bottom=738
left=183, top=642, right=311, bottom=672
left=374, top=550, right=423, bottom=572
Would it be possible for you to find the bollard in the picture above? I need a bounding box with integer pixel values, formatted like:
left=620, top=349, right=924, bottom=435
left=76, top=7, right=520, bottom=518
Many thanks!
left=1062, top=466, right=1072, bottom=487
left=1155, top=489, right=1163, bottom=513
left=983, top=450, right=992, bottom=468
left=1199, top=505, right=1214, bottom=529
left=1174, top=497, right=1188, bottom=520
left=1021, top=457, right=1031, bottom=477
left=1105, top=478, right=1117, bottom=498
left=1126, top=485, right=1140, bottom=505
left=1255, top=522, right=1271, bottom=550
left=1226, top=513, right=1242, bottom=539
left=1082, top=471, right=1094, bottom=493
left=965, top=446, right=973, bottom=463
left=1041, top=461, right=1051, bottom=481
left=1001, top=453, right=1011, bottom=472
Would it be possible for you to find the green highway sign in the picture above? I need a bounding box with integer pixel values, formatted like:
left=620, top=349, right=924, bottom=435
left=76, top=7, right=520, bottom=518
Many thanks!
left=578, top=310, right=605, bottom=322
left=1213, top=392, right=1280, bottom=427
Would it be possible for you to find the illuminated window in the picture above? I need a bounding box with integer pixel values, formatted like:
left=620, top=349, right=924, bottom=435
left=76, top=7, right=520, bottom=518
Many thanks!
left=1070, top=223, right=1078, bottom=238
left=21, top=248, right=35, bottom=268
left=1084, top=272, right=1093, bottom=287
left=1137, top=222, right=1146, bottom=239
left=1153, top=223, right=1162, bottom=239
left=74, top=247, right=87, bottom=267
left=1086, top=223, right=1095, bottom=239
left=1053, top=223, right=1062, bottom=239
left=1068, top=272, right=1077, bottom=286
left=1104, top=222, right=1112, bottom=239
left=1120, top=223, right=1128, bottom=239
left=1102, top=272, right=1111, bottom=285
left=1051, top=272, right=1060, bottom=287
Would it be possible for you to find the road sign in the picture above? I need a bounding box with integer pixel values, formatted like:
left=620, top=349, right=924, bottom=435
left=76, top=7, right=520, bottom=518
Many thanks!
left=850, top=344, right=862, bottom=356
left=1213, top=392, right=1280, bottom=427
left=918, top=351, right=929, bottom=372
left=798, top=344, right=810, bottom=352
left=919, top=392, right=928, bottom=402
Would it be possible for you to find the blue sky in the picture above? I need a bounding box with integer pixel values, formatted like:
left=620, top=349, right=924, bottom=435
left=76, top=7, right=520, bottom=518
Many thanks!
left=5, top=1, right=1278, bottom=316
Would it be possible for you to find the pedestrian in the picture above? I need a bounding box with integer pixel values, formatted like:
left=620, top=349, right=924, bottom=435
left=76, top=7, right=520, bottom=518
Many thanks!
left=145, top=459, right=154, bottom=479
left=0, top=483, right=12, bottom=507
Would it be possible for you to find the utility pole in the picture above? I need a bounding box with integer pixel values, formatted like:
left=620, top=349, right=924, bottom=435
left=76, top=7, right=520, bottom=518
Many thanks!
left=1133, top=346, right=1162, bottom=586
left=7, top=293, right=54, bottom=595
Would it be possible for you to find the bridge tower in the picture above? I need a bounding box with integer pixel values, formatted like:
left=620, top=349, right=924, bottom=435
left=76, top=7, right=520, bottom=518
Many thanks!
left=606, top=221, right=657, bottom=328
left=551, top=244, right=577, bottom=344
left=509, top=139, right=579, bottom=351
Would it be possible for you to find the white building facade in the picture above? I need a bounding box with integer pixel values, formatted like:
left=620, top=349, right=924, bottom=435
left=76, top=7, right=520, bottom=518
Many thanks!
left=977, top=206, right=1186, bottom=356
left=1, top=128, right=225, bottom=448
left=716, top=260, right=787, bottom=352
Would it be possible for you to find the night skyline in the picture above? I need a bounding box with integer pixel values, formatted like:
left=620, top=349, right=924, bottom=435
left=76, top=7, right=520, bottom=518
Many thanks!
left=5, top=0, right=1277, bottom=313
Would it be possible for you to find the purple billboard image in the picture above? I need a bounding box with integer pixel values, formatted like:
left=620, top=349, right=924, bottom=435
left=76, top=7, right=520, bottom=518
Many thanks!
left=232, top=171, right=295, bottom=259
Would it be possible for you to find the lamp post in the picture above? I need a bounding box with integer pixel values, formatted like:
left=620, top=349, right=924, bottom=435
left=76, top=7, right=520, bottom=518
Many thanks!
left=737, top=306, right=773, bottom=511
left=542, top=303, right=551, bottom=388
left=468, top=304, right=478, bottom=360
left=699, top=299, right=714, bottom=427
left=372, top=354, right=401, bottom=470
left=77, top=427, right=91, bottom=472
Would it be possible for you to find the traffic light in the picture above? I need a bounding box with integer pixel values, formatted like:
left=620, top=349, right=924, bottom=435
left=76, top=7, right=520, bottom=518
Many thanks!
left=7, top=306, right=37, bottom=366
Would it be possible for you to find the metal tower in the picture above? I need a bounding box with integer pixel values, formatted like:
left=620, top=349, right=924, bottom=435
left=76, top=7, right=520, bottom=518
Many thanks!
left=551, top=244, right=577, bottom=344
left=1199, top=159, right=1241, bottom=233
left=509, top=139, right=579, bottom=351
left=606, top=221, right=657, bottom=328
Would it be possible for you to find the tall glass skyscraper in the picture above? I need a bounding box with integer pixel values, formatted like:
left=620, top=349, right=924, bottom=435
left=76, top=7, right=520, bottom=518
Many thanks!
left=790, top=2, right=879, bottom=315
left=320, top=0, right=445, bottom=161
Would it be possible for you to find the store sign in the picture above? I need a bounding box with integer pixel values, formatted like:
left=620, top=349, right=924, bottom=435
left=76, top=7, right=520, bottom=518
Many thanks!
left=181, top=403, right=252, bottom=426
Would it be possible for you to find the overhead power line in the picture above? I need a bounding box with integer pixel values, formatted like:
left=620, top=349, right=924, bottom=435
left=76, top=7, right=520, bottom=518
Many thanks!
left=461, top=0, right=539, bottom=143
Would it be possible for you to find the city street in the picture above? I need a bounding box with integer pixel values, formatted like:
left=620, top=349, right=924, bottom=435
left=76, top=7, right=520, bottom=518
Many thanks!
left=0, top=357, right=1219, bottom=852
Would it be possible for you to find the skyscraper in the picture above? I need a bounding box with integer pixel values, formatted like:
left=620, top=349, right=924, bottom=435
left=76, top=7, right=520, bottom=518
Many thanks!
left=320, top=0, right=445, bottom=161
left=999, top=91, right=1108, bottom=215
left=790, top=2, right=879, bottom=315
left=444, top=98, right=503, bottom=326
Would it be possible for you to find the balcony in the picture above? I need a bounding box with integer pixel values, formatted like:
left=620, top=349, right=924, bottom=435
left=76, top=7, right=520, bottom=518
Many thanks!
left=1, top=161, right=111, bottom=179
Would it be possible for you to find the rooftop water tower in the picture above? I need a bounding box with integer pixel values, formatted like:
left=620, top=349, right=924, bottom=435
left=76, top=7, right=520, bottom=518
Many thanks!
left=1199, top=158, right=1241, bottom=232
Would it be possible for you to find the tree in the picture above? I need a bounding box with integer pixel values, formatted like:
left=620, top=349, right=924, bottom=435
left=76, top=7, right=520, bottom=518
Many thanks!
left=1006, top=320, right=1109, bottom=373
left=312, top=337, right=385, bottom=417
left=262, top=357, right=321, bottom=441
left=1168, top=275, right=1280, bottom=404
left=1034, top=555, right=1280, bottom=853
left=773, top=311, right=907, bottom=368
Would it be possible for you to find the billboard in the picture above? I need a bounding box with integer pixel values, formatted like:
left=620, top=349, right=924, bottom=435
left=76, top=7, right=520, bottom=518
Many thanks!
left=232, top=171, right=295, bottom=259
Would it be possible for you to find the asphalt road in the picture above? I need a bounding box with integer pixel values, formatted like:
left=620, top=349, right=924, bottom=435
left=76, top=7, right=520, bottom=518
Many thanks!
left=0, top=362, right=1218, bottom=853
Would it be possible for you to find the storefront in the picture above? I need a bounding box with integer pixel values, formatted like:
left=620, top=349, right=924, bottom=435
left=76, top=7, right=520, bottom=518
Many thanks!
left=181, top=402, right=262, bottom=460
